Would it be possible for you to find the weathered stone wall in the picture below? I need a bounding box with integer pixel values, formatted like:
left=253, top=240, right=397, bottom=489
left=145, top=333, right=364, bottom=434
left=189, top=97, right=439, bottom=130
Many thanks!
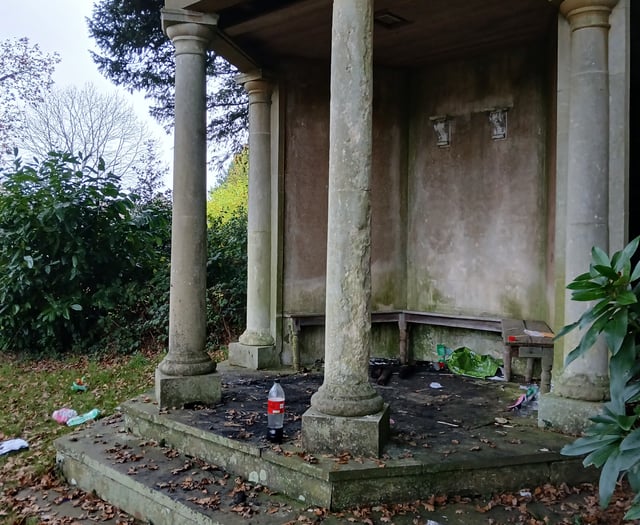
left=407, top=47, right=549, bottom=321
left=278, top=45, right=550, bottom=363
left=280, top=60, right=408, bottom=315
left=280, top=60, right=330, bottom=315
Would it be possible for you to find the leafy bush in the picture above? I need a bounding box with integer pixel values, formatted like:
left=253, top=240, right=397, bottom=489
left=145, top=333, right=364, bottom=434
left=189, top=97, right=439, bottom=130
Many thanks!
left=205, top=146, right=249, bottom=348
left=206, top=146, right=248, bottom=223
left=206, top=211, right=247, bottom=349
left=0, top=150, right=247, bottom=357
left=558, top=238, right=640, bottom=519
left=0, top=152, right=170, bottom=355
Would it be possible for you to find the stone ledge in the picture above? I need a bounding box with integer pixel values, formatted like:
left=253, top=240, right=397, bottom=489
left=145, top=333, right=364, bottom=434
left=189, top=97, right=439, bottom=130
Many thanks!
left=121, top=393, right=595, bottom=510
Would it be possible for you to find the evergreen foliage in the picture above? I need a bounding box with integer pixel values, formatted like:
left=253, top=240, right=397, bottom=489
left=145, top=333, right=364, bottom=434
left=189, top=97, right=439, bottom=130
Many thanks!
left=559, top=238, right=640, bottom=519
left=0, top=150, right=247, bottom=356
left=206, top=212, right=247, bottom=348
left=205, top=146, right=249, bottom=347
left=207, top=146, right=248, bottom=223
left=0, top=152, right=171, bottom=355
left=87, top=0, right=248, bottom=164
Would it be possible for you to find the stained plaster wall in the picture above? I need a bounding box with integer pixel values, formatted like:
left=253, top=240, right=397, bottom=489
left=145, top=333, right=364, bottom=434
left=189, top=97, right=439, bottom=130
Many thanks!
left=278, top=46, right=551, bottom=366
left=407, top=47, right=549, bottom=321
left=404, top=46, right=551, bottom=363
left=280, top=61, right=408, bottom=314
left=279, top=60, right=408, bottom=363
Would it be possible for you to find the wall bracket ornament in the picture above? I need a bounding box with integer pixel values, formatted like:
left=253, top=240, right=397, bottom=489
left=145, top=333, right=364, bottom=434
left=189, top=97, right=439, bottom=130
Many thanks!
left=429, top=116, right=451, bottom=147
left=488, top=108, right=508, bottom=140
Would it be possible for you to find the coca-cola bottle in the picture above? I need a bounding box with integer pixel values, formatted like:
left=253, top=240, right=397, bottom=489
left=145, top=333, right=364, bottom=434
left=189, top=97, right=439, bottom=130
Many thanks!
left=267, top=379, right=285, bottom=443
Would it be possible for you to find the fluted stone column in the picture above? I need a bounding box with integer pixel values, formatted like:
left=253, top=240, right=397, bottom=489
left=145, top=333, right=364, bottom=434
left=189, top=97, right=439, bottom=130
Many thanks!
left=539, top=0, right=618, bottom=432
left=302, top=0, right=389, bottom=458
left=155, top=10, right=221, bottom=408
left=228, top=74, right=278, bottom=370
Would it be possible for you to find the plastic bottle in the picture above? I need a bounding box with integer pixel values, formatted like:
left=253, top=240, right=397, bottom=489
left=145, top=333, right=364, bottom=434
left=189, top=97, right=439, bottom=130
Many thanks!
left=267, top=379, right=285, bottom=443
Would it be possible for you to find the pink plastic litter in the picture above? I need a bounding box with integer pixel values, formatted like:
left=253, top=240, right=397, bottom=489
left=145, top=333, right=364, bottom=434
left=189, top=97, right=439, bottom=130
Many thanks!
left=52, top=408, right=78, bottom=424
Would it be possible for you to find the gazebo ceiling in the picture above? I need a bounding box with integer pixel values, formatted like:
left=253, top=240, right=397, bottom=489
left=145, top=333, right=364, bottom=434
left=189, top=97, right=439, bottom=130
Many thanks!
left=169, top=0, right=561, bottom=68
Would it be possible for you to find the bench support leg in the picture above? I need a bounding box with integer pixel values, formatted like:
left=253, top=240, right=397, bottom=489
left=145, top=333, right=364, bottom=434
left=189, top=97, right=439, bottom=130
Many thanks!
left=525, top=358, right=535, bottom=384
left=541, top=349, right=553, bottom=394
left=503, top=345, right=513, bottom=382
left=398, top=313, right=408, bottom=365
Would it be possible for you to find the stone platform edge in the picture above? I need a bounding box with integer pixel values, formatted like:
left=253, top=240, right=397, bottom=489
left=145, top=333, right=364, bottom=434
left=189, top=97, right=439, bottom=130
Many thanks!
left=119, top=394, right=596, bottom=510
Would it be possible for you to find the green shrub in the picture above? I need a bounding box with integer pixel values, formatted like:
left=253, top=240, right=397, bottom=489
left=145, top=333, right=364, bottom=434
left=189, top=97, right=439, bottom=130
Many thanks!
left=206, top=146, right=248, bottom=224
left=0, top=150, right=247, bottom=357
left=0, top=152, right=170, bottom=355
left=558, top=238, right=640, bottom=519
left=206, top=211, right=247, bottom=349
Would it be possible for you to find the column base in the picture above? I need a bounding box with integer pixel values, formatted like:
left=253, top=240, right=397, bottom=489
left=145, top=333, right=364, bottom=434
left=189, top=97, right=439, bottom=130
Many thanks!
left=228, top=342, right=279, bottom=370
left=155, top=369, right=221, bottom=409
left=301, top=404, right=390, bottom=458
left=552, top=372, right=609, bottom=401
left=239, top=329, right=274, bottom=347
left=538, top=393, right=604, bottom=435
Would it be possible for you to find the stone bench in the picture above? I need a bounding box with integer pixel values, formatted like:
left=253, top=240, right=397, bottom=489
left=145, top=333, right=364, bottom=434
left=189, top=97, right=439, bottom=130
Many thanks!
left=285, top=312, right=555, bottom=391
left=284, top=310, right=502, bottom=369
left=501, top=318, right=554, bottom=394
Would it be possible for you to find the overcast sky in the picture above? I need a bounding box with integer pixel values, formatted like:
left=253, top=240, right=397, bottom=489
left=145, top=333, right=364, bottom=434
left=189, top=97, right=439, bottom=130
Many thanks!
left=0, top=0, right=175, bottom=186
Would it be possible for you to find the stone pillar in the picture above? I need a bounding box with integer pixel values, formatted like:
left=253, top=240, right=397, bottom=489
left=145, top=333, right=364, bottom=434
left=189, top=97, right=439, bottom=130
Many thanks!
left=155, top=10, right=221, bottom=408
left=539, top=0, right=618, bottom=433
left=302, top=0, right=389, bottom=458
left=227, top=74, right=279, bottom=370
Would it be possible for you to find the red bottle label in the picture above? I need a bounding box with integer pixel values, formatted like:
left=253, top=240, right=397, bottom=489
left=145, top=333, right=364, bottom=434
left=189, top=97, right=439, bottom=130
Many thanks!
left=268, top=399, right=285, bottom=414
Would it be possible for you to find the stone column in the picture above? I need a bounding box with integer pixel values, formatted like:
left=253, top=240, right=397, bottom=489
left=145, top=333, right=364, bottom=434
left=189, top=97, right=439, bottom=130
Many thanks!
left=302, top=0, right=389, bottom=458
left=155, top=10, right=221, bottom=408
left=539, top=0, right=618, bottom=432
left=228, top=74, right=278, bottom=370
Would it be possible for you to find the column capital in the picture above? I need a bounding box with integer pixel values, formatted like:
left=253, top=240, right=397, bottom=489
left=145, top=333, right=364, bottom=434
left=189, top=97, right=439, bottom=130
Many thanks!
left=161, top=9, right=218, bottom=54
left=560, top=0, right=619, bottom=30
left=161, top=8, right=219, bottom=32
left=244, top=79, right=273, bottom=104
left=235, top=71, right=273, bottom=104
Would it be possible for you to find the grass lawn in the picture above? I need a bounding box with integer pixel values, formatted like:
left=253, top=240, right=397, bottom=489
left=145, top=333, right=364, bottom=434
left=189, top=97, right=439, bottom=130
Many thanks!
left=0, top=349, right=162, bottom=520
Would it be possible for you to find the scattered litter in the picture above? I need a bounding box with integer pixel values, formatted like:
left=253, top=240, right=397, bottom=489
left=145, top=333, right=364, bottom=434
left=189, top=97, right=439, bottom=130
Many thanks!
left=426, top=520, right=444, bottom=525
left=429, top=382, right=443, bottom=389
left=72, top=377, right=87, bottom=392
left=369, top=357, right=400, bottom=367
left=539, top=447, right=550, bottom=452
left=519, top=490, right=532, bottom=498
left=446, top=347, right=502, bottom=379
left=494, top=417, right=509, bottom=425
left=524, top=329, right=554, bottom=338
left=508, top=385, right=539, bottom=410
left=52, top=408, right=78, bottom=424
left=67, top=408, right=100, bottom=426
left=0, top=438, right=28, bottom=455
left=437, top=420, right=459, bottom=427
left=487, top=367, right=506, bottom=381
left=435, top=344, right=451, bottom=370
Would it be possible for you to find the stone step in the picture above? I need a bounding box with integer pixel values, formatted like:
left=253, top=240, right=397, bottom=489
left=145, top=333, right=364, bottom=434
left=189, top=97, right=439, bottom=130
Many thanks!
left=54, top=412, right=310, bottom=525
